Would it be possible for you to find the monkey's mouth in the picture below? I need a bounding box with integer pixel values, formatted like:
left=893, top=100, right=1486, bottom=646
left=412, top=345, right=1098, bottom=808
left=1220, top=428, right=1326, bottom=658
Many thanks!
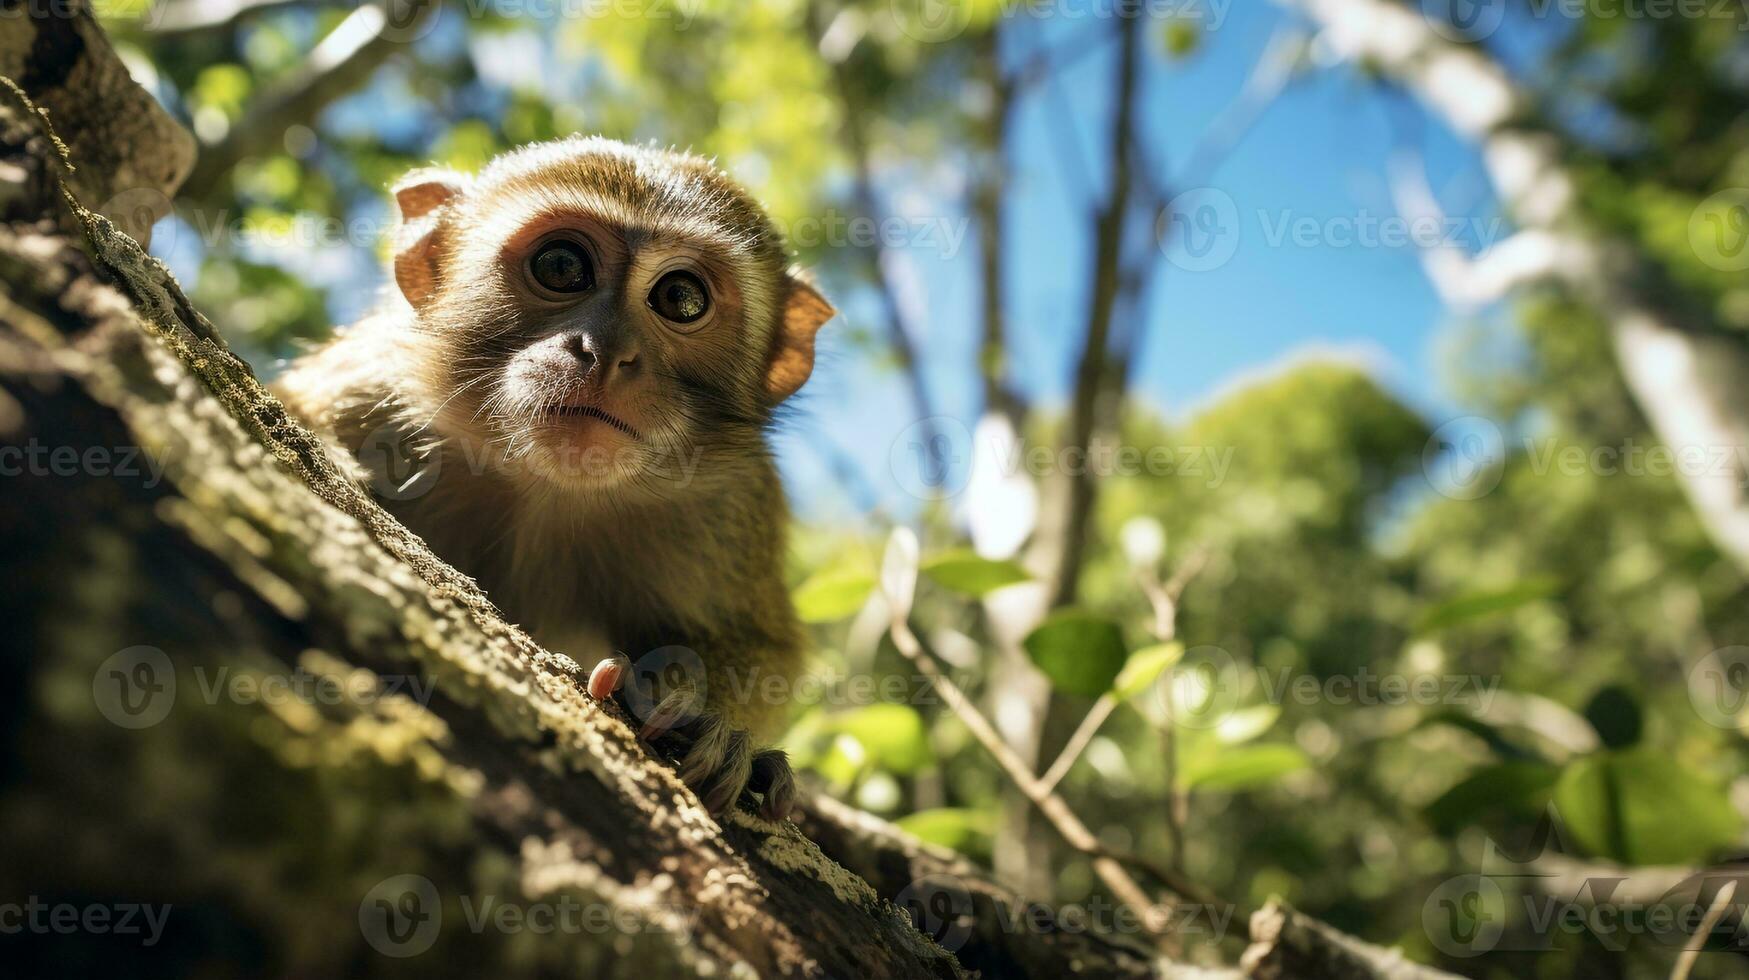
left=545, top=403, right=640, bottom=440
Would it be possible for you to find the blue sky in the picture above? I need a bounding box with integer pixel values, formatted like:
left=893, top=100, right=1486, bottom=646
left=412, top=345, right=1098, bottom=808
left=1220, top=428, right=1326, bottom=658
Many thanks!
left=153, top=2, right=1529, bottom=522
left=777, top=3, right=1511, bottom=519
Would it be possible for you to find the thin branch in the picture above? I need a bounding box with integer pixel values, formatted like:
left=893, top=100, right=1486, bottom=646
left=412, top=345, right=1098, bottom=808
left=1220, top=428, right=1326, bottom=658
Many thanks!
left=972, top=24, right=1024, bottom=424
left=1038, top=547, right=1208, bottom=796
left=182, top=0, right=436, bottom=196
left=1171, top=25, right=1304, bottom=191
left=885, top=610, right=1179, bottom=937
left=145, top=0, right=349, bottom=35
left=807, top=3, right=941, bottom=458
left=1050, top=11, right=1143, bottom=608
left=1671, top=880, right=1734, bottom=980
left=1036, top=694, right=1116, bottom=794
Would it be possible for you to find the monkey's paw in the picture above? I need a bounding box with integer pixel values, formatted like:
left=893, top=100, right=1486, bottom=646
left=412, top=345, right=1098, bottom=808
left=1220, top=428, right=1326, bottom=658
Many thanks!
left=587, top=657, right=796, bottom=821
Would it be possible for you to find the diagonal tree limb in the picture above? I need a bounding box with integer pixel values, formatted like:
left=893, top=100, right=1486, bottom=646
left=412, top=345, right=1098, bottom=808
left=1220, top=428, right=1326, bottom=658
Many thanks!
left=1279, top=0, right=1749, bottom=575
left=181, top=0, right=436, bottom=197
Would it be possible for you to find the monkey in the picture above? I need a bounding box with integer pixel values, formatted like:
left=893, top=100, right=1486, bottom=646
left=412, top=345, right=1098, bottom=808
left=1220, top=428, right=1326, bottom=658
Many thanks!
left=274, top=136, right=835, bottom=821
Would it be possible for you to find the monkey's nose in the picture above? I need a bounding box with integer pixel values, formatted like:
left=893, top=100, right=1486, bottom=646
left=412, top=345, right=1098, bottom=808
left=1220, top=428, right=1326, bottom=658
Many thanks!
left=563, top=333, right=639, bottom=383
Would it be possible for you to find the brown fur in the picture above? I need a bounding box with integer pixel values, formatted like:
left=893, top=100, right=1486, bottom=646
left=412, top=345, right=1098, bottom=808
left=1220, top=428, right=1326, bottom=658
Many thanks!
left=276, top=137, right=832, bottom=749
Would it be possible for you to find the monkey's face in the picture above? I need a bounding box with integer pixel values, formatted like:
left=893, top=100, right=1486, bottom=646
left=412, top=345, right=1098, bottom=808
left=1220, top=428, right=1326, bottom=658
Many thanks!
left=391, top=139, right=833, bottom=496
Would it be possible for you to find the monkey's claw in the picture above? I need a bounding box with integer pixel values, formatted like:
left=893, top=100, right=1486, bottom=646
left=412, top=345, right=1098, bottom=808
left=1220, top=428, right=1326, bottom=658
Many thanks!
left=586, top=655, right=629, bottom=701
left=586, top=661, right=795, bottom=821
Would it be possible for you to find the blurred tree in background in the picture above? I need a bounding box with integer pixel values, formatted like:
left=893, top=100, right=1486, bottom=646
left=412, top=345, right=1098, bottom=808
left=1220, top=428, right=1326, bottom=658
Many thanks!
left=89, top=0, right=1749, bottom=975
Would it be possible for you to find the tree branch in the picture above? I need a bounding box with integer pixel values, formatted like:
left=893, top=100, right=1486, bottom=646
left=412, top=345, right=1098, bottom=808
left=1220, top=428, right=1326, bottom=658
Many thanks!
left=1280, top=0, right=1749, bottom=575
left=181, top=0, right=436, bottom=196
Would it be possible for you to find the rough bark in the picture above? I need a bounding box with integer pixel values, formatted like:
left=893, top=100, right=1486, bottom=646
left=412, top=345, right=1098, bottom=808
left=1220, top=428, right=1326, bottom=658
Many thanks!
left=0, top=57, right=1220, bottom=980
left=0, top=12, right=1471, bottom=977
left=1241, top=902, right=1458, bottom=980
left=0, top=0, right=194, bottom=242
left=0, top=76, right=981, bottom=978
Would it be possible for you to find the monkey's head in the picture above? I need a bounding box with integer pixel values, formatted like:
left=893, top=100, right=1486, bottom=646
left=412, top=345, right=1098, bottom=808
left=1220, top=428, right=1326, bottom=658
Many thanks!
left=390, top=137, right=834, bottom=494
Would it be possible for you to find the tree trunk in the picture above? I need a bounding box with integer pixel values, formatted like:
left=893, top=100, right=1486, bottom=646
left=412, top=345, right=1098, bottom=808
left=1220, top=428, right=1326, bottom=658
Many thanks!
left=0, top=9, right=1465, bottom=976
left=1283, top=0, right=1749, bottom=575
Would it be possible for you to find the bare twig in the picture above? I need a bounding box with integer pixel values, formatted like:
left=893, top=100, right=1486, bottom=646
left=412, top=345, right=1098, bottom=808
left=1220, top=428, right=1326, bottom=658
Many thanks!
left=1039, top=547, right=1209, bottom=796
left=1670, top=879, right=1736, bottom=980
left=145, top=0, right=349, bottom=35
left=1036, top=694, right=1116, bottom=794
left=1139, top=546, right=1208, bottom=873
left=808, top=3, right=939, bottom=447
left=885, top=610, right=1177, bottom=936
left=1049, top=11, right=1144, bottom=609
left=182, top=0, right=436, bottom=196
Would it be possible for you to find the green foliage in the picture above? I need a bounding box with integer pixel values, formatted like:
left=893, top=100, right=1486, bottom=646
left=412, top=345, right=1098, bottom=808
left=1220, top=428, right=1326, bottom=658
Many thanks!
left=1412, top=578, right=1562, bottom=635
left=896, top=808, right=996, bottom=856
left=792, top=564, right=876, bottom=623
left=832, top=703, right=933, bottom=776
left=1112, top=642, right=1183, bottom=700
left=1423, top=761, right=1561, bottom=837
left=1178, top=743, right=1308, bottom=793
left=1582, top=685, right=1643, bottom=750
left=919, top=551, right=1030, bottom=597
left=1553, top=750, right=1740, bottom=866
left=1022, top=611, right=1128, bottom=698
left=103, top=5, right=1749, bottom=975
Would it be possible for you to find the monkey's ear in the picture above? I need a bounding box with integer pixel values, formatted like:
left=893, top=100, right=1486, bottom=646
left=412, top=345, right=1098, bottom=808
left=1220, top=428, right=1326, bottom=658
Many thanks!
left=765, top=271, right=835, bottom=403
left=391, top=168, right=470, bottom=309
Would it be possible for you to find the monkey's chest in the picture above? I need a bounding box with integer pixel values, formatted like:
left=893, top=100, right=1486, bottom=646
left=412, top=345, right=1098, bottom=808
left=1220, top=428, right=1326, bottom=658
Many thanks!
left=471, top=543, right=714, bottom=660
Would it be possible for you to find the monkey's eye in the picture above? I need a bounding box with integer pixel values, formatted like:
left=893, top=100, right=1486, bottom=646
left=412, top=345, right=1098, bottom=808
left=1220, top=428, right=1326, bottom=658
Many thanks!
left=529, top=239, right=594, bottom=294
left=648, top=270, right=710, bottom=324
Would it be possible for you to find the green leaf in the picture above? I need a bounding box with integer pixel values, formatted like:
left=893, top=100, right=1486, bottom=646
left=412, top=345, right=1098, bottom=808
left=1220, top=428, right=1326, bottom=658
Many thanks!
left=1113, top=642, right=1184, bottom=700
left=920, top=550, right=1030, bottom=597
left=831, top=704, right=931, bottom=775
left=1023, top=611, right=1128, bottom=698
left=1423, top=761, right=1561, bottom=837
left=1162, top=19, right=1202, bottom=58
left=1418, top=711, right=1538, bottom=761
left=1582, top=685, right=1643, bottom=749
left=895, top=808, right=995, bottom=855
left=1414, top=578, right=1561, bottom=635
left=1215, top=704, right=1281, bottom=745
left=1179, top=744, right=1308, bottom=792
left=1553, top=749, right=1740, bottom=865
left=792, top=567, right=875, bottom=623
